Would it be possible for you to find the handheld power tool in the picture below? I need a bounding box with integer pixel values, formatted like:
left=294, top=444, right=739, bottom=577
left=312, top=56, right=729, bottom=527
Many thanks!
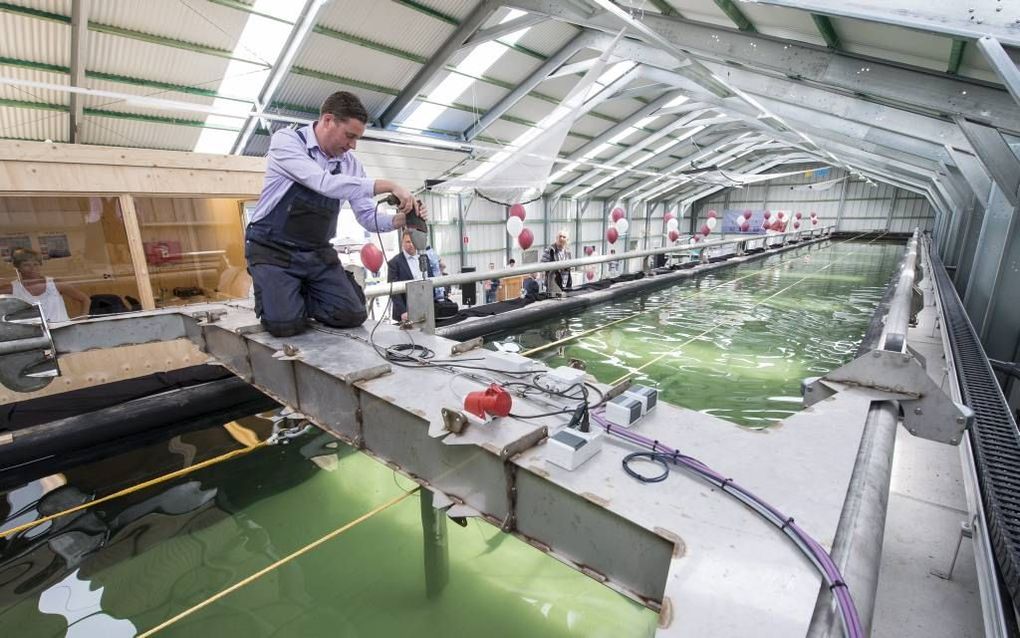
left=386, top=194, right=430, bottom=279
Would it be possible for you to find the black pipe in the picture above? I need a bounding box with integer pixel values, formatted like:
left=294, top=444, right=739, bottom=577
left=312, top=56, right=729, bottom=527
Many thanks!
left=0, top=377, right=276, bottom=470
left=438, top=236, right=834, bottom=341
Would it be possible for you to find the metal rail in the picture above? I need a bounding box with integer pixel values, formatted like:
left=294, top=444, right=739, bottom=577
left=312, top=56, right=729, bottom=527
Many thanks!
left=365, top=226, right=833, bottom=299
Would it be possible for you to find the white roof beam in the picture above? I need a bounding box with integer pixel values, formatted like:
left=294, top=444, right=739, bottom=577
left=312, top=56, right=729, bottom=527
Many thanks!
left=955, top=117, right=1020, bottom=207
left=501, top=1, right=1020, bottom=134
left=462, top=31, right=590, bottom=141
left=232, top=0, right=328, bottom=155
left=458, top=13, right=546, bottom=53
left=975, top=36, right=1020, bottom=107
left=743, top=0, right=1020, bottom=47
left=379, top=0, right=498, bottom=128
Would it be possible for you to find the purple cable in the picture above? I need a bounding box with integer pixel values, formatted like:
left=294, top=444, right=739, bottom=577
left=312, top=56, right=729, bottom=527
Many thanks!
left=591, top=411, right=863, bottom=638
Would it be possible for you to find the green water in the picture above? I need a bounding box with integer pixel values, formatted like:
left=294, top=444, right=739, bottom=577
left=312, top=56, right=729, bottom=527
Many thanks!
left=490, top=240, right=904, bottom=427
left=0, top=416, right=657, bottom=637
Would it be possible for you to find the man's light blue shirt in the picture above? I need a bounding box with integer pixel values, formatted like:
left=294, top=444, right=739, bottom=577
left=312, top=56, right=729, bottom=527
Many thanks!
left=249, top=123, right=395, bottom=233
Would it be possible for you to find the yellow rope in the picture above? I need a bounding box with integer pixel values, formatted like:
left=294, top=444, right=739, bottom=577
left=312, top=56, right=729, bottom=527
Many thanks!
left=0, top=440, right=270, bottom=540
left=610, top=232, right=888, bottom=385
left=521, top=230, right=872, bottom=357
left=138, top=486, right=420, bottom=637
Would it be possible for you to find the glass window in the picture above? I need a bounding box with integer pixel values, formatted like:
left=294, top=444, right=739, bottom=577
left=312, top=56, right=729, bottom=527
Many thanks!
left=0, top=196, right=140, bottom=321
left=132, top=197, right=248, bottom=307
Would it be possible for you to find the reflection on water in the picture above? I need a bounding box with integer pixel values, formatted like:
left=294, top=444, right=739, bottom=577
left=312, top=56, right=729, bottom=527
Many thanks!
left=491, top=241, right=903, bottom=427
left=0, top=415, right=657, bottom=637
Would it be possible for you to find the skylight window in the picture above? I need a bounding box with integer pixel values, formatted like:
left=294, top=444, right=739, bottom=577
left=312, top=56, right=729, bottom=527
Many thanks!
left=192, top=0, right=305, bottom=154
left=397, top=9, right=531, bottom=134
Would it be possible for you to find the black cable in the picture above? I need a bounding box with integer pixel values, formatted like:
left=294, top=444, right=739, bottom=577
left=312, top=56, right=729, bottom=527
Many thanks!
left=622, top=452, right=671, bottom=483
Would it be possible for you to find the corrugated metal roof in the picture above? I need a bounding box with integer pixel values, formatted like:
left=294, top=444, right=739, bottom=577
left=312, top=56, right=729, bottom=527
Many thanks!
left=273, top=73, right=393, bottom=117
left=80, top=114, right=201, bottom=151
left=316, top=0, right=455, bottom=60
left=0, top=10, right=69, bottom=67
left=0, top=65, right=68, bottom=106
left=295, top=32, right=420, bottom=94
left=87, top=31, right=245, bottom=96
left=830, top=17, right=951, bottom=74
left=667, top=0, right=739, bottom=29
left=512, top=19, right=578, bottom=57
left=737, top=4, right=826, bottom=47
left=0, top=105, right=67, bottom=142
left=90, top=0, right=249, bottom=55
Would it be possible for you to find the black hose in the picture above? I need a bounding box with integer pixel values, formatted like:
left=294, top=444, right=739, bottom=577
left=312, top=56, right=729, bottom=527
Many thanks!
left=0, top=377, right=275, bottom=470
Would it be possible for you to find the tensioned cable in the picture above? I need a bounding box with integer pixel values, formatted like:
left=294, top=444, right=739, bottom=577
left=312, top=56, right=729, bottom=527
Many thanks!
left=521, top=230, right=870, bottom=357
left=0, top=439, right=270, bottom=540
left=610, top=232, right=888, bottom=385
left=138, top=486, right=420, bottom=637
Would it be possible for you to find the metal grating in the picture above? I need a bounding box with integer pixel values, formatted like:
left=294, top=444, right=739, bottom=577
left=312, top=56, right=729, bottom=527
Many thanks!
left=932, top=248, right=1020, bottom=609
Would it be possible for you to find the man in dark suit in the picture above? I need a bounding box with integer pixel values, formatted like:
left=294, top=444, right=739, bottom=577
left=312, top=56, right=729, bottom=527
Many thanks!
left=387, top=231, right=436, bottom=321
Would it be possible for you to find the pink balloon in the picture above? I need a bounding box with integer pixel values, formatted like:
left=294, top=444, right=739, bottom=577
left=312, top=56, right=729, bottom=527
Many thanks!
left=606, top=227, right=619, bottom=244
left=586, top=270, right=595, bottom=281
left=795, top=212, right=803, bottom=220
left=812, top=218, right=819, bottom=225
left=517, top=227, right=534, bottom=250
left=701, top=224, right=711, bottom=236
left=707, top=210, right=717, bottom=219
left=509, top=203, right=526, bottom=220
left=360, top=243, right=384, bottom=273
left=810, top=211, right=817, bottom=218
left=743, top=210, right=752, bottom=219
left=740, top=221, right=750, bottom=232
left=668, top=229, right=680, bottom=242
left=793, top=221, right=801, bottom=229
left=664, top=211, right=675, bottom=223
left=583, top=245, right=594, bottom=256
left=763, top=211, right=772, bottom=220
left=611, top=207, right=626, bottom=222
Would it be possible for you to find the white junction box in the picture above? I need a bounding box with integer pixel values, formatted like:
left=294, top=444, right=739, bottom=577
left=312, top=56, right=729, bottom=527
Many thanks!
left=605, top=394, right=643, bottom=428
left=623, top=385, right=658, bottom=415
left=486, top=349, right=535, bottom=373
left=546, top=427, right=603, bottom=471
left=543, top=366, right=588, bottom=393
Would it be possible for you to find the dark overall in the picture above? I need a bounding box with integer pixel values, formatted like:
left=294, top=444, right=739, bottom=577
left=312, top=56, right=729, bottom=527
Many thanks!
left=245, top=130, right=367, bottom=337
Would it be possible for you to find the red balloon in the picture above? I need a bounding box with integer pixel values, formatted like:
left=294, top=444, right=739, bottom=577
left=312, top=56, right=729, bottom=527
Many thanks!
left=763, top=210, right=772, bottom=220
left=810, top=211, right=817, bottom=218
left=509, top=203, right=526, bottom=220
left=611, top=207, right=626, bottom=222
left=668, top=229, right=680, bottom=242
left=360, top=243, right=384, bottom=273
left=793, top=221, right=801, bottom=229
left=812, top=218, right=819, bottom=225
left=517, top=227, right=534, bottom=250
left=586, top=270, right=595, bottom=281
left=606, top=227, right=619, bottom=244
left=701, top=224, right=711, bottom=236
left=795, top=212, right=803, bottom=220
left=583, top=245, right=594, bottom=256
left=707, top=210, right=717, bottom=219
left=740, top=222, right=750, bottom=232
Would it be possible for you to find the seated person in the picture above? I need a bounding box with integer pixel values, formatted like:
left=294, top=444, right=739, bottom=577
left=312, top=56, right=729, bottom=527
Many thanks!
left=387, top=231, right=436, bottom=321
left=1, top=248, right=89, bottom=322
left=523, top=272, right=541, bottom=301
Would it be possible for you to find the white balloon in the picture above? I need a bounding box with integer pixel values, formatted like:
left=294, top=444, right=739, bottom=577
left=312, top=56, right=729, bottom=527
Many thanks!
left=706, top=216, right=718, bottom=230
left=666, top=218, right=679, bottom=232
left=506, top=216, right=524, bottom=237
left=615, top=218, right=630, bottom=234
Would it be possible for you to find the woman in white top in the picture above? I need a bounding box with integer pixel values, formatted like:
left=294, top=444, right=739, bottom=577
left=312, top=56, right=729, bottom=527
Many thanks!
left=1, top=248, right=89, bottom=322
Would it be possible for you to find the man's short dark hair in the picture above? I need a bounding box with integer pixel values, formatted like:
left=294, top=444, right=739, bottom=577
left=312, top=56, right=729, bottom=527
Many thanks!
left=320, top=91, right=368, bottom=123
left=11, top=248, right=41, bottom=269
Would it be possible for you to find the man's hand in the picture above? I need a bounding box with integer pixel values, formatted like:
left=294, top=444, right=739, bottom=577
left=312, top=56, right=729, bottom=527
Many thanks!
left=415, top=198, right=428, bottom=221
left=390, top=184, right=415, bottom=214
left=401, top=312, right=408, bottom=322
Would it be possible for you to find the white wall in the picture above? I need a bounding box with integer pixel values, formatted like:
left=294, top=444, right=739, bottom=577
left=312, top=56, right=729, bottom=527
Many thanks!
left=690, top=166, right=934, bottom=233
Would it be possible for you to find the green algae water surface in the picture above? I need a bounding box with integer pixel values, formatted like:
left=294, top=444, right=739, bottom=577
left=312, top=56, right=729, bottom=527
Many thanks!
left=0, top=416, right=657, bottom=637
left=490, top=240, right=904, bottom=427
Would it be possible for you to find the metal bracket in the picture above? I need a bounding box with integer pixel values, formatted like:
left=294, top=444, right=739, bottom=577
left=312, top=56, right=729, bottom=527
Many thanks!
left=441, top=407, right=469, bottom=434
left=189, top=309, right=227, bottom=324
left=451, top=337, right=483, bottom=355
left=0, top=295, right=59, bottom=393
left=406, top=279, right=436, bottom=335
left=803, top=349, right=973, bottom=445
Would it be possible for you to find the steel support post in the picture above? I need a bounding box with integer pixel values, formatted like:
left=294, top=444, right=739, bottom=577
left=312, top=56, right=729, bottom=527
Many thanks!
left=457, top=194, right=466, bottom=272
left=420, top=489, right=450, bottom=599
left=963, top=183, right=1017, bottom=340
left=69, top=0, right=88, bottom=143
